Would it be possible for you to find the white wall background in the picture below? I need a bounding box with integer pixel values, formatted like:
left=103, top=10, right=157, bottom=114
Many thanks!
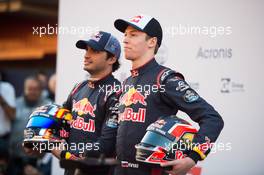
left=54, top=0, right=264, bottom=174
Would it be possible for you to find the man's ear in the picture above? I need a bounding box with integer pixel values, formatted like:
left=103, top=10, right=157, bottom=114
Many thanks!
left=147, top=37, right=158, bottom=49
left=107, top=56, right=117, bottom=65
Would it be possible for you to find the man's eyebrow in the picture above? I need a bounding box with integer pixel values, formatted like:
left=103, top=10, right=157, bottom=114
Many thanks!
left=125, top=29, right=140, bottom=33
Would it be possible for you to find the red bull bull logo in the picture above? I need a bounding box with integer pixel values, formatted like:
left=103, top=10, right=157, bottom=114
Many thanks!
left=70, top=116, right=95, bottom=132
left=120, top=88, right=148, bottom=107
left=130, top=15, right=143, bottom=23
left=72, top=98, right=96, bottom=117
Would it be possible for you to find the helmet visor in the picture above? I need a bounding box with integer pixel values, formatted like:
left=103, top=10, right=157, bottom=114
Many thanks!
left=141, top=131, right=173, bottom=150
left=26, top=116, right=59, bottom=129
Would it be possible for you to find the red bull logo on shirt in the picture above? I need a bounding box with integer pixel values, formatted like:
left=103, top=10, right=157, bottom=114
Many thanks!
left=120, top=87, right=148, bottom=107
left=119, top=88, right=148, bottom=123
left=119, top=108, right=146, bottom=123
left=72, top=98, right=96, bottom=117
left=70, top=116, right=95, bottom=132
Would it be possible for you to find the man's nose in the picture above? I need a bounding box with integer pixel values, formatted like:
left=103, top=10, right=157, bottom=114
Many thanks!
left=123, top=36, right=129, bottom=44
left=84, top=50, right=90, bottom=58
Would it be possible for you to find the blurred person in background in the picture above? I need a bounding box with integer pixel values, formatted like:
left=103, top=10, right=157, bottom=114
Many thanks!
left=8, top=76, right=51, bottom=175
left=23, top=153, right=52, bottom=175
left=36, top=71, right=49, bottom=100
left=0, top=72, right=16, bottom=175
left=47, top=73, right=56, bottom=102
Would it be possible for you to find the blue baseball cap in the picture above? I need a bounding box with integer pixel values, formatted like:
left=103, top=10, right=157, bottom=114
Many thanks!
left=76, top=31, right=121, bottom=59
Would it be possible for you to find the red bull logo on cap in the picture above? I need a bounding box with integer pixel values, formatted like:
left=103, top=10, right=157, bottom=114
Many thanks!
left=128, top=14, right=152, bottom=30
left=120, top=88, right=148, bottom=107
left=130, top=15, right=143, bottom=23
left=91, top=31, right=103, bottom=42
left=72, top=98, right=96, bottom=117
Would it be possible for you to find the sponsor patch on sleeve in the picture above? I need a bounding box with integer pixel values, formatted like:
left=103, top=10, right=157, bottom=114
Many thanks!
left=183, top=90, right=199, bottom=103
left=175, top=80, right=190, bottom=92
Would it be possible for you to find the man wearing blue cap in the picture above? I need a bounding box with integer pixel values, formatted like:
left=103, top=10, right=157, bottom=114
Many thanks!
left=50, top=31, right=122, bottom=175
left=113, top=14, right=224, bottom=175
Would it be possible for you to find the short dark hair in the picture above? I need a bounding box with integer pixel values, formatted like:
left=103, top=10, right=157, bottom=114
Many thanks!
left=106, top=52, right=120, bottom=72
left=145, top=35, right=159, bottom=54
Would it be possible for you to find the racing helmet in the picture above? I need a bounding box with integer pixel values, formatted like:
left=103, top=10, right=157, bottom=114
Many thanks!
left=135, top=115, right=197, bottom=164
left=23, top=104, right=72, bottom=151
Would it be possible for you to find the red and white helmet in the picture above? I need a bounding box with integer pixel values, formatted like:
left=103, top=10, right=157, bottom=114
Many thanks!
left=135, top=115, right=197, bottom=164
